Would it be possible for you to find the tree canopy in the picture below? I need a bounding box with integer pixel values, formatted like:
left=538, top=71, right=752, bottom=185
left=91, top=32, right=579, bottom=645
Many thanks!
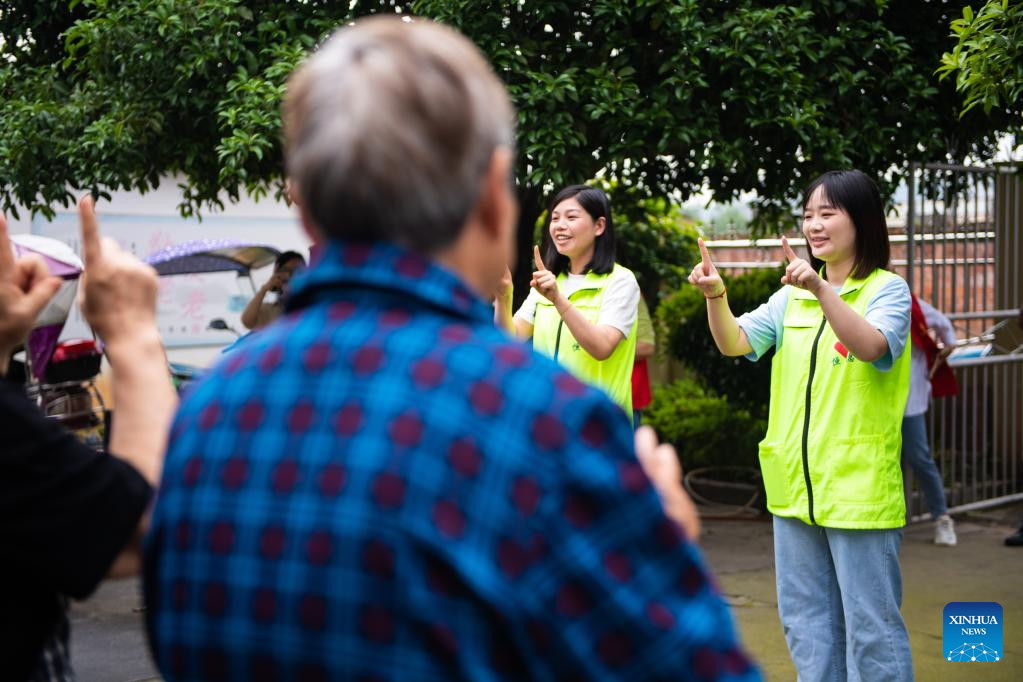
left=1, top=0, right=1018, bottom=233
left=938, top=0, right=1023, bottom=117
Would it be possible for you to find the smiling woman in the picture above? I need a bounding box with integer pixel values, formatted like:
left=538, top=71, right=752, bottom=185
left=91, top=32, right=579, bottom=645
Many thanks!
left=495, top=185, right=640, bottom=420
left=689, top=168, right=916, bottom=681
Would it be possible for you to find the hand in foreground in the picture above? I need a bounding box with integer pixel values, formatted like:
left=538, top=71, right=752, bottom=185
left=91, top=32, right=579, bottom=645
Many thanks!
left=529, top=245, right=560, bottom=304
left=635, top=425, right=700, bottom=541
left=780, top=236, right=823, bottom=294
left=77, top=196, right=161, bottom=349
left=687, top=238, right=725, bottom=298
left=0, top=214, right=62, bottom=367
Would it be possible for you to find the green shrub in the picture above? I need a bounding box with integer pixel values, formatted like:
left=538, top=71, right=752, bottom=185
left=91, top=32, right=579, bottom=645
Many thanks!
left=656, top=265, right=783, bottom=418
left=644, top=376, right=765, bottom=470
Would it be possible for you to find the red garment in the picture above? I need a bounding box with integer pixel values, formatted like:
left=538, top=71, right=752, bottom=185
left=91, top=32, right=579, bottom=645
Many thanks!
left=632, top=358, right=652, bottom=409
left=910, top=294, right=958, bottom=398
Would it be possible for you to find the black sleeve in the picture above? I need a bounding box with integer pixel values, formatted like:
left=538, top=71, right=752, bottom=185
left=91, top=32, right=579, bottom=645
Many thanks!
left=0, top=377, right=153, bottom=599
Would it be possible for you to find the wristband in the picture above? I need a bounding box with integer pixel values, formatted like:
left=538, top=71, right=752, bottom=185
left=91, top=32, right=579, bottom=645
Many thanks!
left=704, top=288, right=727, bottom=300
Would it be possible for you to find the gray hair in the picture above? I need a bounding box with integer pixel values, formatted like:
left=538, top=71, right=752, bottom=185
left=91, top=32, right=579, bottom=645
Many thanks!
left=284, top=16, right=515, bottom=252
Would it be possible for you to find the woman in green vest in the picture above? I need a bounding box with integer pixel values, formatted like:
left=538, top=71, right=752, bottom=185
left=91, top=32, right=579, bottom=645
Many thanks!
left=495, top=185, right=639, bottom=418
left=689, top=170, right=913, bottom=681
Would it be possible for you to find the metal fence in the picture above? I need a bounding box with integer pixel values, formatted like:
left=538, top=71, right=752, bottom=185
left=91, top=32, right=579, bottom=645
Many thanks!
left=704, top=162, right=1023, bottom=520
left=903, top=162, right=1023, bottom=521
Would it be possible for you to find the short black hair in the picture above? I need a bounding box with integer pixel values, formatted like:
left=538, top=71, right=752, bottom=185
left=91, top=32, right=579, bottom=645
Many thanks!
left=275, top=250, right=306, bottom=271
left=802, top=169, right=889, bottom=280
left=541, top=184, right=616, bottom=277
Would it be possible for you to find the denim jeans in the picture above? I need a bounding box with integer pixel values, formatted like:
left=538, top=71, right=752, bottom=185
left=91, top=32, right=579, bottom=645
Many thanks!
left=901, top=413, right=949, bottom=519
left=773, top=516, right=913, bottom=681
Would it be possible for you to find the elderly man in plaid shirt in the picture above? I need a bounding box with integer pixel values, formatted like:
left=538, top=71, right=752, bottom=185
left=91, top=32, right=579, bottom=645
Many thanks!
left=144, top=16, right=758, bottom=682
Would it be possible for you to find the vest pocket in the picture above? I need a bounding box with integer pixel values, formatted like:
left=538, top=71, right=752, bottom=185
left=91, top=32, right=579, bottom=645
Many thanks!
left=757, top=442, right=789, bottom=506
left=817, top=434, right=888, bottom=504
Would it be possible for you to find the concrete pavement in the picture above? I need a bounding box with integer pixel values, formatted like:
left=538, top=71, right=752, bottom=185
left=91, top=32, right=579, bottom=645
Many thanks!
left=701, top=505, right=1023, bottom=681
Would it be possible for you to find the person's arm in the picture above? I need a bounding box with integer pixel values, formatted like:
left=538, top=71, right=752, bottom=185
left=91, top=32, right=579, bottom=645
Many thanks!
left=552, top=298, right=624, bottom=360
left=921, top=299, right=957, bottom=376
left=495, top=277, right=534, bottom=339
left=240, top=276, right=279, bottom=330
left=688, top=238, right=753, bottom=357
left=78, top=196, right=178, bottom=574
left=511, top=317, right=533, bottom=340
left=813, top=287, right=889, bottom=361
left=779, top=237, right=889, bottom=362
left=920, top=298, right=957, bottom=348
left=0, top=374, right=154, bottom=594
left=508, top=277, right=539, bottom=340
left=530, top=246, right=627, bottom=360
left=494, top=266, right=516, bottom=332
left=634, top=298, right=656, bottom=359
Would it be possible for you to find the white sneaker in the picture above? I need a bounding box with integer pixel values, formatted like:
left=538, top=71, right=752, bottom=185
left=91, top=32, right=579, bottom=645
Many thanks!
left=934, top=515, right=957, bottom=546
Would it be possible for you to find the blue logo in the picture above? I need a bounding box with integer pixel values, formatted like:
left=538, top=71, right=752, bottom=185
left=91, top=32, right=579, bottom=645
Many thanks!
left=944, top=602, right=1002, bottom=662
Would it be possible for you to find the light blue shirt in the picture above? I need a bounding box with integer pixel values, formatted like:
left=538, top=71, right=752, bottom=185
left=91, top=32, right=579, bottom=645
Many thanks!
left=736, top=277, right=911, bottom=371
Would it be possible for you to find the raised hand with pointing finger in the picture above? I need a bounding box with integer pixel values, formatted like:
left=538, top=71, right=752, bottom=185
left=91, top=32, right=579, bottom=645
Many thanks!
left=687, top=238, right=726, bottom=299
left=78, top=194, right=175, bottom=484
left=78, top=195, right=162, bottom=350
left=779, top=235, right=823, bottom=294
left=530, top=244, right=562, bottom=305
left=0, top=214, right=63, bottom=374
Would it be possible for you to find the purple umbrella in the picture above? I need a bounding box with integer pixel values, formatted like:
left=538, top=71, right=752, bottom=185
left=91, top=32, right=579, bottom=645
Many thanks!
left=145, top=239, right=281, bottom=276
left=10, top=233, right=83, bottom=280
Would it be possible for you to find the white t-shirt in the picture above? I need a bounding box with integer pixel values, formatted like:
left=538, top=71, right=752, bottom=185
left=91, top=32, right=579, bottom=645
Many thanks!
left=514, top=267, right=641, bottom=338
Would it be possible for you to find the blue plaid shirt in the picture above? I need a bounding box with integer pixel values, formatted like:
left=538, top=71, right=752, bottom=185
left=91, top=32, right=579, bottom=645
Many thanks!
left=144, top=241, right=759, bottom=681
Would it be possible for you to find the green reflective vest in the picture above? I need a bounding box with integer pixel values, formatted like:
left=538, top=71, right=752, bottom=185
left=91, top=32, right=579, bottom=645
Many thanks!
left=533, top=264, right=638, bottom=416
left=760, top=268, right=910, bottom=529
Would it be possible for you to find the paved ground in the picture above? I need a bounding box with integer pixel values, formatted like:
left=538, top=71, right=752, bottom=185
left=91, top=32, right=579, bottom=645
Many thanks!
left=69, top=505, right=1023, bottom=681
left=702, top=504, right=1023, bottom=681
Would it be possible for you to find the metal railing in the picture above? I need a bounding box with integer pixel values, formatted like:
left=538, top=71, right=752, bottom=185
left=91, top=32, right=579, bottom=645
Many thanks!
left=903, top=162, right=1023, bottom=520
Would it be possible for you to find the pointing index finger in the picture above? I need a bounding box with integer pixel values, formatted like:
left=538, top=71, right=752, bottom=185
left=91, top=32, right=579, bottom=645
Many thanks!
left=533, top=245, right=546, bottom=271
left=781, top=235, right=799, bottom=263
left=78, top=195, right=101, bottom=267
left=0, top=213, right=14, bottom=275
left=697, top=237, right=713, bottom=268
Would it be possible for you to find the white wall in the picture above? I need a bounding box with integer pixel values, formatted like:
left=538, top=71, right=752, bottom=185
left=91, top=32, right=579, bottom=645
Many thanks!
left=10, top=177, right=311, bottom=368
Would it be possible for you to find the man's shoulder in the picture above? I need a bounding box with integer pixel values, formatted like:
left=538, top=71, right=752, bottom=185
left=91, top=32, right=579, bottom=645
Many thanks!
left=177, top=306, right=626, bottom=444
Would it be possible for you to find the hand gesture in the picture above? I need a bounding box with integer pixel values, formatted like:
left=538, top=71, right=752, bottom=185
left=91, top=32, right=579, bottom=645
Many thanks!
left=635, top=426, right=700, bottom=540
left=0, top=214, right=62, bottom=360
left=495, top=266, right=513, bottom=301
left=78, top=196, right=161, bottom=349
left=529, top=245, right=560, bottom=304
left=265, top=270, right=288, bottom=293
left=930, top=344, right=954, bottom=379
left=687, top=238, right=725, bottom=298
left=780, top=236, right=823, bottom=294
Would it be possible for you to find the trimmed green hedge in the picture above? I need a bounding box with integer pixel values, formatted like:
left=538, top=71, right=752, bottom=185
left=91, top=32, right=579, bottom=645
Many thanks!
left=648, top=266, right=783, bottom=469
left=644, top=375, right=765, bottom=470
left=656, top=266, right=783, bottom=419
